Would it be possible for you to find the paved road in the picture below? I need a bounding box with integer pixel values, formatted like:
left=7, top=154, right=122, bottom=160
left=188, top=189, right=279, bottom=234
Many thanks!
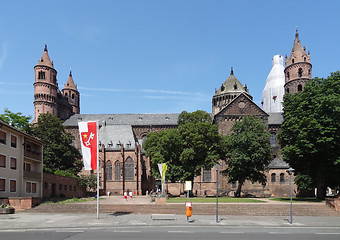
left=1, top=225, right=340, bottom=240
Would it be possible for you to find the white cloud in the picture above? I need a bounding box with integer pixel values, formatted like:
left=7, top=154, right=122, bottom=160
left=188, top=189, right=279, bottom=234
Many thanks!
left=0, top=42, right=8, bottom=69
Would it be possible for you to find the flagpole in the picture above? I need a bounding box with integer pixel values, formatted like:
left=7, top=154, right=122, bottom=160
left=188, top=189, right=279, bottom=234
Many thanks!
left=96, top=121, right=99, bottom=219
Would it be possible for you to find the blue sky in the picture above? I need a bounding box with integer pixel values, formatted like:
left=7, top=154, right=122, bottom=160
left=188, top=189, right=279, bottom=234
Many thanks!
left=0, top=0, right=339, bottom=119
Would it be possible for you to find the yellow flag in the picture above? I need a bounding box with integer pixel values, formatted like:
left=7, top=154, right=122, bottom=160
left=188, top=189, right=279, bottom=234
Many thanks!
left=162, top=163, right=167, bottom=182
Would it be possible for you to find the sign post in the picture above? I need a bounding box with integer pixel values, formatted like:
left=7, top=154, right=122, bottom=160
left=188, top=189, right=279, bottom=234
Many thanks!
left=185, top=181, right=192, bottom=220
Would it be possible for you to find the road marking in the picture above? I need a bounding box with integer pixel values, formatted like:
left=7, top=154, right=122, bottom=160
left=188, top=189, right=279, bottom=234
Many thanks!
left=168, top=231, right=194, bottom=233
left=269, top=232, right=290, bottom=234
left=316, top=233, right=340, bottom=235
left=56, top=230, right=84, bottom=233
left=220, top=232, right=244, bottom=234
left=114, top=231, right=141, bottom=233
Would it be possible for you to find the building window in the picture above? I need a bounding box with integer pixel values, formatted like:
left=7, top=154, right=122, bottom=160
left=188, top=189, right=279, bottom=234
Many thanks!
left=11, top=135, right=17, bottom=148
left=0, top=179, right=5, bottom=191
left=26, top=182, right=31, bottom=193
left=106, top=161, right=112, bottom=181
left=271, top=173, right=276, bottom=183
left=10, top=157, right=16, bottom=170
left=270, top=133, right=276, bottom=147
left=24, top=162, right=31, bottom=171
left=32, top=183, right=37, bottom=193
left=0, top=130, right=6, bottom=144
left=125, top=157, right=134, bottom=181
left=286, top=72, right=290, bottom=80
left=0, top=154, right=5, bottom=168
left=280, top=173, right=285, bottom=184
left=64, top=185, right=67, bottom=191
left=38, top=71, right=45, bottom=79
left=10, top=180, right=16, bottom=192
left=292, top=59, right=294, bottom=64
left=285, top=88, right=290, bottom=94
left=202, top=168, right=211, bottom=182
left=304, top=57, right=306, bottom=62
left=298, top=84, right=303, bottom=92
left=298, top=68, right=303, bottom=77
left=115, top=161, right=121, bottom=181
left=59, top=184, right=62, bottom=190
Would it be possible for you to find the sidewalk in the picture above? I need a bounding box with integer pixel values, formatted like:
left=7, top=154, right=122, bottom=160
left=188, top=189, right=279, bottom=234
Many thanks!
left=1, top=212, right=340, bottom=231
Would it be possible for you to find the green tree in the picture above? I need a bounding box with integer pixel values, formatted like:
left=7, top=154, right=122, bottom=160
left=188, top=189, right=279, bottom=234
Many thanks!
left=278, top=72, right=340, bottom=200
left=31, top=113, right=82, bottom=174
left=225, top=116, right=272, bottom=197
left=143, top=110, right=226, bottom=184
left=77, top=174, right=99, bottom=192
left=0, top=108, right=31, bottom=132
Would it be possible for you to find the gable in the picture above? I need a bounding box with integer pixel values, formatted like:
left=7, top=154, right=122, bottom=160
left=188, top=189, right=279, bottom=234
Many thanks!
left=215, top=93, right=269, bottom=118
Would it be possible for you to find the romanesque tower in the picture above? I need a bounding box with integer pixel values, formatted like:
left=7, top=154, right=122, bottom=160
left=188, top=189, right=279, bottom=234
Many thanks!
left=33, top=45, right=58, bottom=123
left=284, top=29, right=312, bottom=94
left=33, top=45, right=80, bottom=122
left=62, top=71, right=80, bottom=115
left=212, top=67, right=251, bottom=116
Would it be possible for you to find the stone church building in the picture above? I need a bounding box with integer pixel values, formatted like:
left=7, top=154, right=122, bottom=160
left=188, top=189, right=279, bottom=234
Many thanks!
left=34, top=30, right=311, bottom=197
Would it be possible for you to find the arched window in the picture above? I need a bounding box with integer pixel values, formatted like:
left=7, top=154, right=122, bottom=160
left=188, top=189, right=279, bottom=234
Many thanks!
left=298, top=84, right=303, bottom=92
left=114, top=160, right=121, bottom=181
left=285, top=88, right=290, bottom=94
left=286, top=72, right=290, bottom=80
left=125, top=157, right=134, bottom=181
left=271, top=173, right=276, bottom=183
left=298, top=68, right=303, bottom=77
left=270, top=133, right=276, bottom=147
left=292, top=59, right=294, bottom=64
left=105, top=161, right=112, bottom=180
left=202, top=168, right=211, bottom=182
left=280, top=173, right=285, bottom=184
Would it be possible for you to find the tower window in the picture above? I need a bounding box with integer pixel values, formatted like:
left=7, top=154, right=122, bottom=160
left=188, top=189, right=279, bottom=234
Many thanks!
left=270, top=133, right=276, bottom=147
left=298, top=84, right=303, bottom=92
left=292, top=59, right=294, bottom=64
left=233, top=83, right=238, bottom=90
left=285, top=88, right=290, bottom=94
left=304, top=57, right=306, bottom=62
left=271, top=173, right=276, bottom=183
left=286, top=72, right=290, bottom=80
left=298, top=68, right=303, bottom=77
left=38, top=71, right=45, bottom=79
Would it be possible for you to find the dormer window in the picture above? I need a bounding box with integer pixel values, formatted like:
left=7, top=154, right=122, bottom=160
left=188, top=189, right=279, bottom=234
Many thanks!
left=233, top=83, right=237, bottom=90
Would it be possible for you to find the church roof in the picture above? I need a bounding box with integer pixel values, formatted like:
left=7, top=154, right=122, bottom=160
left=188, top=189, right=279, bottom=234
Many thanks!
left=98, top=125, right=136, bottom=151
left=268, top=112, right=283, bottom=125
left=35, top=44, right=55, bottom=69
left=214, top=68, right=248, bottom=96
left=286, top=28, right=310, bottom=64
left=268, top=157, right=289, bottom=169
left=63, top=71, right=78, bottom=91
left=63, top=113, right=180, bottom=127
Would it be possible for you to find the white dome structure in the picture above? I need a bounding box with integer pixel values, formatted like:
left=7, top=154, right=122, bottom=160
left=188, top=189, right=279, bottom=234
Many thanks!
left=262, top=55, right=285, bottom=113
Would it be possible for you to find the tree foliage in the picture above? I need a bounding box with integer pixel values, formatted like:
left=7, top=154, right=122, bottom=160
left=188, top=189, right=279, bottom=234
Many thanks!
left=31, top=113, right=82, bottom=174
left=0, top=108, right=32, bottom=132
left=224, top=116, right=272, bottom=197
left=278, top=72, right=340, bottom=199
left=143, top=110, right=227, bottom=183
left=77, top=174, right=99, bottom=192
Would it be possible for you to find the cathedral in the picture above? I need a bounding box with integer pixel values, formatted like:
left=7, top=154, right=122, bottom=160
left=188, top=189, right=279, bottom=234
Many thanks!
left=34, top=29, right=311, bottom=197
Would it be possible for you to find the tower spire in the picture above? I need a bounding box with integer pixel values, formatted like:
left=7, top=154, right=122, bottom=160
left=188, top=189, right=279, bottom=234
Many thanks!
left=230, top=66, right=234, bottom=75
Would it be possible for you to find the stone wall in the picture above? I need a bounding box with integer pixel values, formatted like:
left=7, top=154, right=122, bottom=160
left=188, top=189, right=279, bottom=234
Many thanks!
left=43, top=173, right=86, bottom=199
left=8, top=197, right=40, bottom=210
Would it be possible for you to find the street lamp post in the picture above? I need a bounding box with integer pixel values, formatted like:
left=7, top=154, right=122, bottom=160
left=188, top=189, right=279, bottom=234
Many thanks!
left=286, top=167, right=295, bottom=224
left=215, top=164, right=220, bottom=223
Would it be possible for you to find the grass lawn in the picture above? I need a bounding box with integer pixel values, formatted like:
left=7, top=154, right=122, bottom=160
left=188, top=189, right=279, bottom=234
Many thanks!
left=167, top=197, right=265, bottom=203
left=269, top=197, right=322, bottom=203
left=42, top=197, right=98, bottom=204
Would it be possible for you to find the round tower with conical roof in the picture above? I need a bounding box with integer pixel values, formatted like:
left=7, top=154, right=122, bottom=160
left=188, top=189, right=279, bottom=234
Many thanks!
left=284, top=28, right=312, bottom=94
left=212, top=67, right=252, bottom=116
left=62, top=71, right=80, bottom=114
left=33, top=45, right=58, bottom=122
